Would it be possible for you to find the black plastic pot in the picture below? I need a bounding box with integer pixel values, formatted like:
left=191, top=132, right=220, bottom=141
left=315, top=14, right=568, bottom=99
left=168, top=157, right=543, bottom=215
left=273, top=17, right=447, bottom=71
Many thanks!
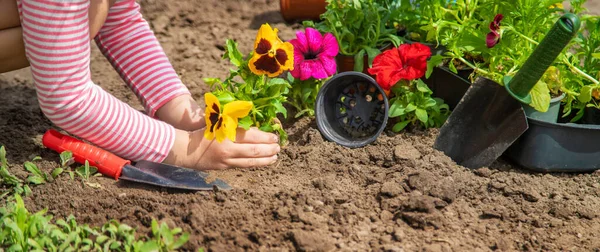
left=315, top=71, right=389, bottom=148
left=582, top=106, right=600, bottom=125
left=504, top=117, right=600, bottom=172
left=423, top=66, right=471, bottom=110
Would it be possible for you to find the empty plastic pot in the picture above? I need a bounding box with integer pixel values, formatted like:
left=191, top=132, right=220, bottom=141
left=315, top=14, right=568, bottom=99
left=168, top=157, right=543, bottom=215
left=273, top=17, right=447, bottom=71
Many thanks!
left=315, top=71, right=389, bottom=148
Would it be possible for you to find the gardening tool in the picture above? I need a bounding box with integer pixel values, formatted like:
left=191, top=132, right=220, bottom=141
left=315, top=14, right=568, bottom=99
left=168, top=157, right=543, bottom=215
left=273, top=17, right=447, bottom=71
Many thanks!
left=433, top=13, right=580, bottom=169
left=315, top=71, right=389, bottom=148
left=42, top=129, right=231, bottom=191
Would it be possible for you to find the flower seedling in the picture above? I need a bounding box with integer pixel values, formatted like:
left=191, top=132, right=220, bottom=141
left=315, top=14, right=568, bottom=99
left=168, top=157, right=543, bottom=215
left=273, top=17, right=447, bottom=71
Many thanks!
left=305, top=0, right=401, bottom=71
left=50, top=151, right=74, bottom=180
left=287, top=27, right=339, bottom=117
left=23, top=156, right=49, bottom=185
left=369, top=43, right=450, bottom=131
left=204, top=23, right=294, bottom=145
left=150, top=219, right=190, bottom=251
left=75, top=160, right=101, bottom=188
left=0, top=194, right=190, bottom=251
left=0, top=146, right=31, bottom=198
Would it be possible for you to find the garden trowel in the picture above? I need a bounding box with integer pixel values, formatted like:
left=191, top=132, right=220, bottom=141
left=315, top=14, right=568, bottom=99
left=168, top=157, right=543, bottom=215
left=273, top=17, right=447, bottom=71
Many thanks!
left=42, top=129, right=231, bottom=191
left=433, top=13, right=580, bottom=169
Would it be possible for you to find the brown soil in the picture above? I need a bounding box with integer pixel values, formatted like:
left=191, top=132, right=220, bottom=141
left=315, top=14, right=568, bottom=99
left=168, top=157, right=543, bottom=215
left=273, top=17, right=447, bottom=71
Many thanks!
left=2, top=0, right=600, bottom=251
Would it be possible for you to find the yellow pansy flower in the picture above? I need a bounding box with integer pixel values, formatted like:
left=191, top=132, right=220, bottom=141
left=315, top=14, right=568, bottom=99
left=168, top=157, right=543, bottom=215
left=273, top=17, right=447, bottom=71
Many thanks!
left=249, top=23, right=294, bottom=77
left=204, top=93, right=253, bottom=143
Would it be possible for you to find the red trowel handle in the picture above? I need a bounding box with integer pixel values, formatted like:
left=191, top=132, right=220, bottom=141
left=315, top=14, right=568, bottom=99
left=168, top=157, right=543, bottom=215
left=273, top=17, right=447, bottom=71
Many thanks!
left=42, top=129, right=129, bottom=179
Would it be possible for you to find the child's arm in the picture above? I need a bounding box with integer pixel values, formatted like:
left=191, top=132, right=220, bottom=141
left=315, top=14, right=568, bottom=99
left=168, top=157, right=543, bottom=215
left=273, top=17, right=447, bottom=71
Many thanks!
left=18, top=0, right=175, bottom=162
left=18, top=0, right=280, bottom=169
left=93, top=0, right=204, bottom=131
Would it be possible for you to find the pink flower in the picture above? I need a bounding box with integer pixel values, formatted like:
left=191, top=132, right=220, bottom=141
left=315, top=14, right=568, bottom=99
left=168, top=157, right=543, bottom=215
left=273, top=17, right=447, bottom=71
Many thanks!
left=289, top=28, right=339, bottom=80
left=486, top=14, right=503, bottom=48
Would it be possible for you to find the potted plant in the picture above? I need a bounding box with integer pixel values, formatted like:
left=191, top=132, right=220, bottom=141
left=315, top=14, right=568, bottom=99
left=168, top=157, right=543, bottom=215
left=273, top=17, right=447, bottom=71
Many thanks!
left=409, top=0, right=591, bottom=122
left=203, top=24, right=294, bottom=145
left=304, top=0, right=402, bottom=74
left=368, top=42, right=450, bottom=132
left=387, top=0, right=487, bottom=108
left=565, top=15, right=600, bottom=124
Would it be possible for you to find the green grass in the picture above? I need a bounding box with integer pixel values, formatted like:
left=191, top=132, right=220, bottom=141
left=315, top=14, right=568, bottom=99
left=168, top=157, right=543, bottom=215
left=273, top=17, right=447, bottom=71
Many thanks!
left=0, top=146, right=192, bottom=251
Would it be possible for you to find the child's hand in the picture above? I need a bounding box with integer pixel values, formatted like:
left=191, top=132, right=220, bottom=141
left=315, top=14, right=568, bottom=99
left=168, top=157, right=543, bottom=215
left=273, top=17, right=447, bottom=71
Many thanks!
left=165, top=127, right=280, bottom=170
left=156, top=94, right=206, bottom=131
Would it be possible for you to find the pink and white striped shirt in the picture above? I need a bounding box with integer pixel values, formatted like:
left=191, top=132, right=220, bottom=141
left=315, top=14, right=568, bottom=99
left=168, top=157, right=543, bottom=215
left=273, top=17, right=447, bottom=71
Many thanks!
left=17, top=0, right=190, bottom=162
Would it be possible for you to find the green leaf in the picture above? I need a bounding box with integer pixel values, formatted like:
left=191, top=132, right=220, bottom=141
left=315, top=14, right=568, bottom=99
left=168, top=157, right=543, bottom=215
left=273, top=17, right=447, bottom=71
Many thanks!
left=415, top=108, right=428, bottom=123
left=405, top=103, right=417, bottom=112
left=96, top=235, right=109, bottom=244
left=238, top=116, right=253, bottom=130
left=592, top=53, right=600, bottom=60
left=51, top=168, right=64, bottom=179
left=140, top=241, right=159, bottom=252
left=0, top=146, right=7, bottom=167
left=301, top=87, right=312, bottom=102
left=224, top=39, right=244, bottom=67
left=416, top=80, right=431, bottom=93
left=151, top=219, right=159, bottom=236
left=424, top=98, right=437, bottom=108
left=259, top=124, right=274, bottom=132
left=27, top=175, right=45, bottom=185
left=268, top=78, right=288, bottom=87
left=529, top=80, right=551, bottom=112
left=172, top=233, right=190, bottom=249
left=110, top=241, right=121, bottom=249
left=23, top=185, right=32, bottom=196
left=24, top=161, right=42, bottom=177
left=388, top=100, right=406, bottom=117
left=426, top=55, right=444, bottom=79
left=579, top=86, right=593, bottom=103
left=272, top=100, right=287, bottom=118
left=216, top=92, right=236, bottom=104
left=392, top=121, right=410, bottom=132
left=31, top=156, right=42, bottom=162
left=353, top=50, right=366, bottom=72
left=448, top=60, right=457, bottom=74
left=302, top=20, right=316, bottom=28
left=59, top=151, right=73, bottom=167
left=364, top=47, right=381, bottom=68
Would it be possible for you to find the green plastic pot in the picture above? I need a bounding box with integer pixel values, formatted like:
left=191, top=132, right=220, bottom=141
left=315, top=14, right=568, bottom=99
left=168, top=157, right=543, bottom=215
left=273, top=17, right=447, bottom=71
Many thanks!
left=522, top=93, right=565, bottom=123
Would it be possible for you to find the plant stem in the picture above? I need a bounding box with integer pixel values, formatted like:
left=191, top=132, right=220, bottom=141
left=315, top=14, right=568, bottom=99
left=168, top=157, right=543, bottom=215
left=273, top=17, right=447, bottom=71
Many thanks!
left=563, top=57, right=600, bottom=84
left=456, top=56, right=491, bottom=75
left=507, top=28, right=599, bottom=85
left=506, top=27, right=539, bottom=45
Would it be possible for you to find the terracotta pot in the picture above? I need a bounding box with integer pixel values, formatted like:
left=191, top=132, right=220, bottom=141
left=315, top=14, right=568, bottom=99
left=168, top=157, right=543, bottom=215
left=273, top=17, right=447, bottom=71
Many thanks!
left=335, top=44, right=395, bottom=75
left=280, top=0, right=327, bottom=23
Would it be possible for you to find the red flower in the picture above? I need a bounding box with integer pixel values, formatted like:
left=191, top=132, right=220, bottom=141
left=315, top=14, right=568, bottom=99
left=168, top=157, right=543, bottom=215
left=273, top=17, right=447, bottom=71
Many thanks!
left=489, top=14, right=503, bottom=31
left=368, top=43, right=431, bottom=90
left=486, top=14, right=503, bottom=48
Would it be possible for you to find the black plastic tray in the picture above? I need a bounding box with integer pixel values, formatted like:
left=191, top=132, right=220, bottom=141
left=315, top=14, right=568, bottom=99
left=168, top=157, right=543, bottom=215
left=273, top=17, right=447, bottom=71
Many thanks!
left=504, top=117, right=600, bottom=172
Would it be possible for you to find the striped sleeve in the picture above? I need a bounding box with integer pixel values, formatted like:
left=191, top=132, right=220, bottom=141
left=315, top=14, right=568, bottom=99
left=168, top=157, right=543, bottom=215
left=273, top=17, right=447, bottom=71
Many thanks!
left=17, top=0, right=176, bottom=162
left=94, top=0, right=191, bottom=117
